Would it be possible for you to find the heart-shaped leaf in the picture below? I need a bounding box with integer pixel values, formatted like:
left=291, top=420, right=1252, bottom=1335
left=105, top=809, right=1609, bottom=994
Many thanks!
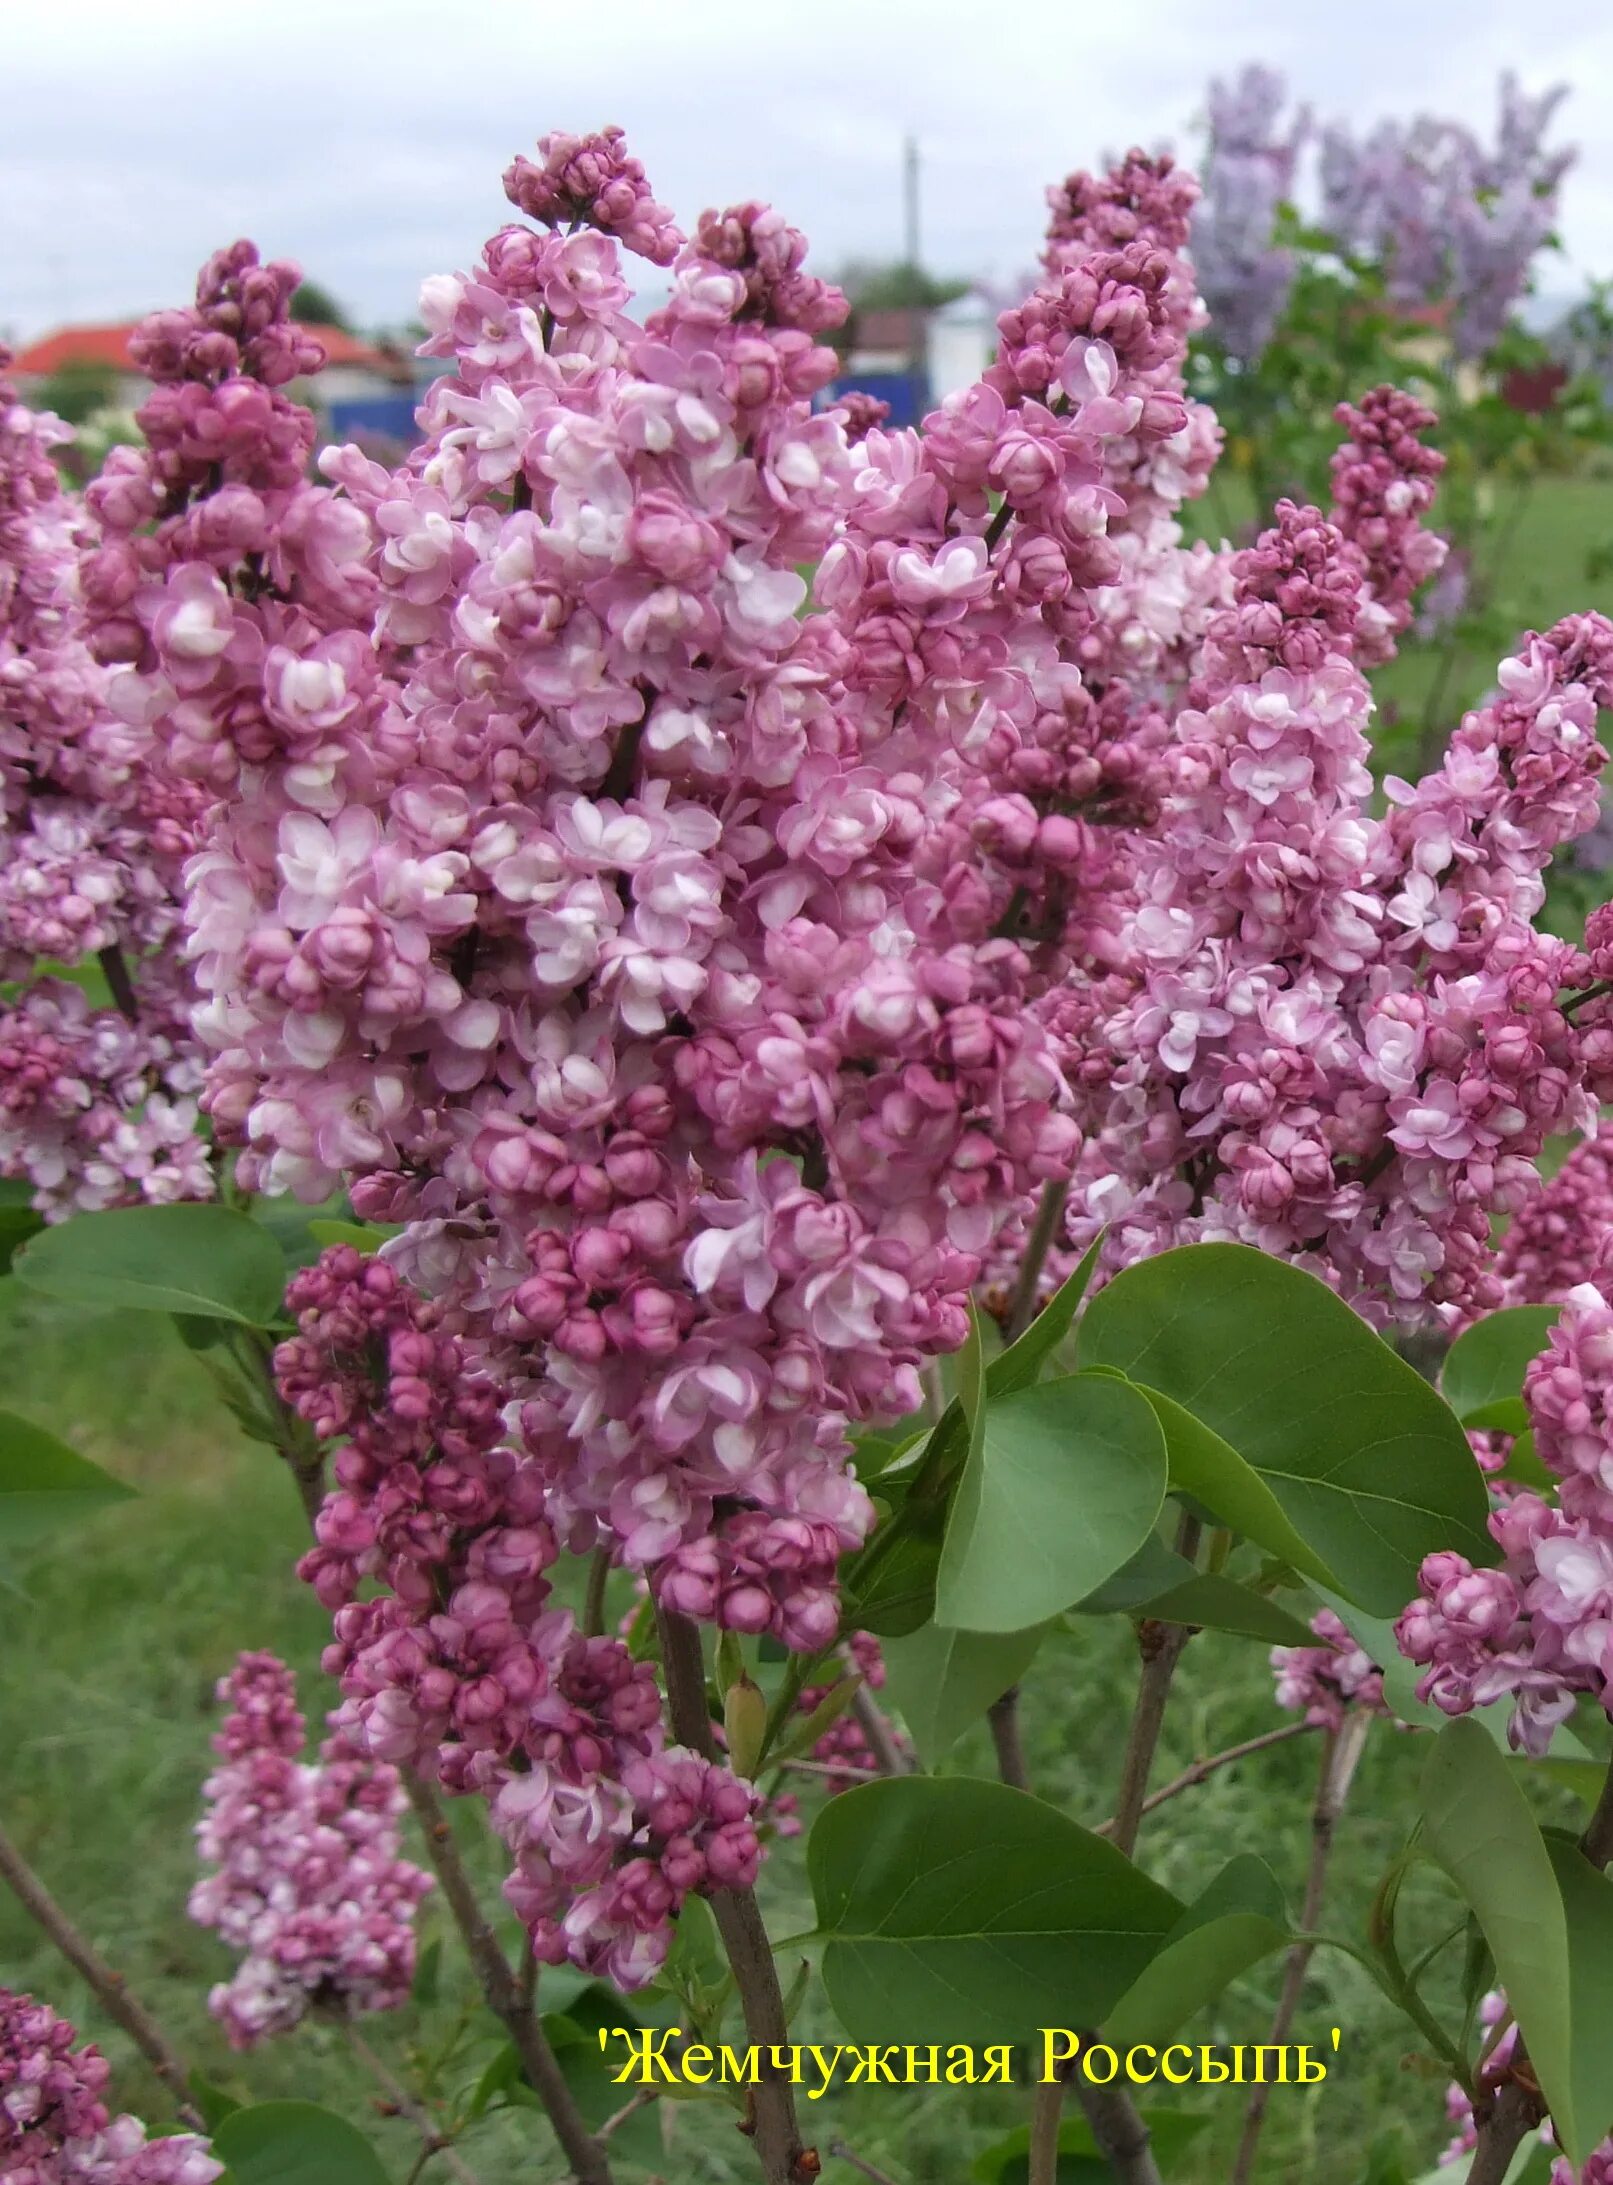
left=12, top=1204, right=286, bottom=1326
left=213, top=2100, right=391, bottom=2185
left=809, top=1776, right=1182, bottom=2046
left=1440, top=1307, right=1560, bottom=1434
left=1420, top=1719, right=1613, bottom=2168
left=971, top=2110, right=1210, bottom=2183
left=1081, top=1244, right=1492, bottom=1613
left=0, top=1411, right=134, bottom=1557
left=989, top=1233, right=1106, bottom=1401
left=1106, top=1854, right=1289, bottom=2047
left=0, top=1204, right=44, bottom=1274
left=937, top=1372, right=1167, bottom=1633
left=882, top=1621, right=1049, bottom=1765
left=1119, top=1573, right=1318, bottom=1648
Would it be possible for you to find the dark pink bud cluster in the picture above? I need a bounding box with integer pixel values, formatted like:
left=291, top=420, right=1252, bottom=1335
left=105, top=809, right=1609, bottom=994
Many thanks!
left=836, top=391, right=891, bottom=442
left=282, top=1246, right=759, bottom=1989
left=1328, top=386, right=1447, bottom=667
left=1493, top=1123, right=1613, bottom=1306
left=690, top=204, right=846, bottom=335
left=502, top=126, right=683, bottom=265
left=1197, top=499, right=1366, bottom=687
left=804, top=1630, right=902, bottom=1786
left=1397, top=1263, right=1613, bottom=1752
left=188, top=1651, right=432, bottom=2048
left=1044, top=149, right=1200, bottom=268
left=1270, top=1608, right=1386, bottom=1730
left=0, top=1986, right=219, bottom=2184
left=128, top=243, right=324, bottom=392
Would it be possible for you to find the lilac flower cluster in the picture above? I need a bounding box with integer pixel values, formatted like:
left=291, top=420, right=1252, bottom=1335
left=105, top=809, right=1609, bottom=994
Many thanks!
left=1060, top=488, right=1613, bottom=1323
left=0, top=352, right=197, bottom=980
left=1493, top=1125, right=1613, bottom=1306
left=0, top=973, right=209, bottom=1219
left=0, top=1988, right=218, bottom=2185
left=1191, top=66, right=1309, bottom=363
left=283, top=1247, right=760, bottom=1990
left=149, top=131, right=1211, bottom=1658
left=1398, top=1260, right=1613, bottom=1751
left=0, top=353, right=209, bottom=1219
left=1270, top=1608, right=1386, bottom=1731
left=1320, top=74, right=1574, bottom=358
left=188, top=1650, right=432, bottom=2048
left=1328, top=386, right=1447, bottom=668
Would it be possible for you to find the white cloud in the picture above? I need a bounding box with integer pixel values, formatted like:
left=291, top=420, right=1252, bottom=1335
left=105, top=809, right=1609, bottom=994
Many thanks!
left=2, top=0, right=1611, bottom=338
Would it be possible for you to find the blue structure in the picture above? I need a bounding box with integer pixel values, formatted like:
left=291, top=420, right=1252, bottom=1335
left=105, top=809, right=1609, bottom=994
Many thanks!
left=824, top=369, right=930, bottom=427
left=327, top=395, right=420, bottom=443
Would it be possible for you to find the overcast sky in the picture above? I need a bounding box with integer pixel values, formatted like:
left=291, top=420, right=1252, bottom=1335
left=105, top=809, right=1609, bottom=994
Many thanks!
left=6, top=0, right=1613, bottom=341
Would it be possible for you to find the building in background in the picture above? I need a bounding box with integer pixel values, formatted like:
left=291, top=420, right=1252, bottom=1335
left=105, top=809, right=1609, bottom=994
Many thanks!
left=826, top=287, right=998, bottom=424
left=10, top=321, right=418, bottom=442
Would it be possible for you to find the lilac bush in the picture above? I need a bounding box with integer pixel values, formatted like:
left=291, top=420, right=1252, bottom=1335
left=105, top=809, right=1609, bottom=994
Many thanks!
left=4, top=103, right=1613, bottom=2185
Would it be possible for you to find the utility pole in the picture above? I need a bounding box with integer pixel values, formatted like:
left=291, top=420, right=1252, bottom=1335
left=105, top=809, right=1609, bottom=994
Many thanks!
left=903, top=133, right=926, bottom=422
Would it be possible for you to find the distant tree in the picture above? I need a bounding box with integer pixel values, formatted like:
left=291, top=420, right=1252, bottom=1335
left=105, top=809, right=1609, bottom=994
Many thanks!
left=834, top=259, right=971, bottom=310
left=290, top=280, right=351, bottom=330
left=38, top=359, right=118, bottom=425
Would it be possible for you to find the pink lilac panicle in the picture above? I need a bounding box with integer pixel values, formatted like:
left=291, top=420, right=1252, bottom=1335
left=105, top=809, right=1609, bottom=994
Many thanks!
left=1397, top=1258, right=1613, bottom=1752
left=1328, top=386, right=1448, bottom=669
left=169, top=134, right=1097, bottom=1662
left=1061, top=485, right=1612, bottom=1328
left=0, top=350, right=198, bottom=981
left=0, top=353, right=209, bottom=1220
left=1270, top=1608, right=1387, bottom=1730
left=1494, top=1123, right=1613, bottom=1306
left=0, top=1986, right=219, bottom=2185
left=0, top=977, right=209, bottom=1219
left=188, top=1650, right=432, bottom=2047
left=282, top=1246, right=761, bottom=1990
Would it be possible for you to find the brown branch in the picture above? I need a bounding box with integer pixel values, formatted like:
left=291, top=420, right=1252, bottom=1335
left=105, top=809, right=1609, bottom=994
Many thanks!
left=1027, top=2077, right=1065, bottom=2185
left=657, top=1607, right=813, bottom=2184
left=1091, top=1719, right=1315, bottom=1838
left=402, top=1777, right=614, bottom=2185
left=597, top=2087, right=657, bottom=2144
left=0, top=1818, right=203, bottom=2129
left=1034, top=1516, right=1202, bottom=2180
left=987, top=1686, right=1031, bottom=1793
left=1005, top=1179, right=1071, bottom=1343
left=988, top=1669, right=1162, bottom=2185
left=343, top=2014, right=485, bottom=2185
left=1230, top=1711, right=1371, bottom=2185
left=1072, top=2081, right=1164, bottom=2185
left=848, top=1683, right=911, bottom=1777
left=828, top=2142, right=902, bottom=2185
left=1107, top=1515, right=1203, bottom=1859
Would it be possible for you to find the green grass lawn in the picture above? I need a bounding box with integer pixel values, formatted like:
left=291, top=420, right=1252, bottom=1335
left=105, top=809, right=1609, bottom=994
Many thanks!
left=0, top=1277, right=1583, bottom=2185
